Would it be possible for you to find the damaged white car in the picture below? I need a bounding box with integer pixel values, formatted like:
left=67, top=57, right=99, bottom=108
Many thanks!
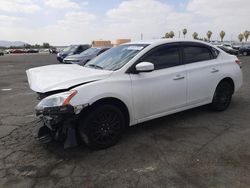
left=26, top=39, right=242, bottom=149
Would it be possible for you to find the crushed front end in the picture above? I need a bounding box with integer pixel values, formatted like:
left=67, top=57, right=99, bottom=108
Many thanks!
left=33, top=90, right=85, bottom=149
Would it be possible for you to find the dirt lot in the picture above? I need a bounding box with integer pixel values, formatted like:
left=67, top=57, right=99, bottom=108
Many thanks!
left=0, top=53, right=250, bottom=188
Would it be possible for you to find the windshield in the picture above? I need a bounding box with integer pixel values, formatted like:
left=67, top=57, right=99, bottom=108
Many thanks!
left=80, top=48, right=100, bottom=56
left=85, top=44, right=148, bottom=71
left=63, top=45, right=77, bottom=52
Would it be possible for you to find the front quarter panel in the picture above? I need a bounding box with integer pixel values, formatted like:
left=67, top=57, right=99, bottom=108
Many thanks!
left=69, top=73, right=135, bottom=125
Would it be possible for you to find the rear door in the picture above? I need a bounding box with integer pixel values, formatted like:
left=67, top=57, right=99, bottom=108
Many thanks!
left=181, top=42, right=220, bottom=106
left=130, top=43, right=187, bottom=122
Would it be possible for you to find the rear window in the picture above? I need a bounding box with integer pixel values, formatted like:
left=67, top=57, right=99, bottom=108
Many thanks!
left=183, top=46, right=212, bottom=64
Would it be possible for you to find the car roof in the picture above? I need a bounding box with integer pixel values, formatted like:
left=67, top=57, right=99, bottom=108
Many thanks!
left=123, top=39, right=213, bottom=47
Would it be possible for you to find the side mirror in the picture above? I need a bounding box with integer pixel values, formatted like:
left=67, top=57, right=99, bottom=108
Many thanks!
left=136, top=62, right=154, bottom=73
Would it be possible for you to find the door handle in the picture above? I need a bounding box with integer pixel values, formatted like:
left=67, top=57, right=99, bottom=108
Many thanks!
left=173, top=75, right=185, bottom=80
left=211, top=68, right=219, bottom=73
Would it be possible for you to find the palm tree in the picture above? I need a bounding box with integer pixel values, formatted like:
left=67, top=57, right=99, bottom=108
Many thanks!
left=165, top=32, right=170, bottom=38
left=238, top=33, right=244, bottom=42
left=206, top=31, right=212, bottom=41
left=183, top=28, right=187, bottom=38
left=220, top=30, right=226, bottom=42
left=244, top=30, right=250, bottom=42
left=192, top=32, right=198, bottom=39
left=169, top=31, right=175, bottom=38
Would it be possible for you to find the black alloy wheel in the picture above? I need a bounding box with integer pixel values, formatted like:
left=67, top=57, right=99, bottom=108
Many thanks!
left=210, top=81, right=233, bottom=111
left=79, top=105, right=125, bottom=149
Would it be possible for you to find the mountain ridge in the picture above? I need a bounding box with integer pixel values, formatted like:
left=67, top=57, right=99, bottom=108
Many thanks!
left=0, top=40, right=28, bottom=47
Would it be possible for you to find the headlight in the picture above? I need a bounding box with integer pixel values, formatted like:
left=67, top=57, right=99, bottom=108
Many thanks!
left=36, top=90, right=77, bottom=111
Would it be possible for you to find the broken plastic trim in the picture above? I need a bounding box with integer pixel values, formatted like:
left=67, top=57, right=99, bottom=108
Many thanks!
left=36, top=105, right=75, bottom=116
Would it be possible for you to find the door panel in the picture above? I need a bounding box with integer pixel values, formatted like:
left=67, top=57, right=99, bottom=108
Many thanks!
left=130, top=66, right=187, bottom=121
left=185, top=60, right=220, bottom=105
left=182, top=44, right=221, bottom=105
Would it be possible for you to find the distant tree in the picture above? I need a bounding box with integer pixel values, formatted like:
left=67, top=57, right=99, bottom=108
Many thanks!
left=244, top=30, right=250, bottom=42
left=165, top=32, right=170, bottom=38
left=24, top=44, right=31, bottom=49
left=219, top=30, right=226, bottom=42
left=206, top=30, right=213, bottom=41
left=192, top=32, right=198, bottom=39
left=34, top=44, right=41, bottom=48
left=169, top=31, right=175, bottom=38
left=42, top=42, right=50, bottom=48
left=183, top=28, right=187, bottom=38
left=238, top=33, right=244, bottom=42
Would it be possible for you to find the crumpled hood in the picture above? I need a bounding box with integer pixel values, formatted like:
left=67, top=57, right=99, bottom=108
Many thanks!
left=26, top=64, right=112, bottom=93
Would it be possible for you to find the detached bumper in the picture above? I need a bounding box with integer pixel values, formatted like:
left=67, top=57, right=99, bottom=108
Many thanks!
left=34, top=105, right=79, bottom=149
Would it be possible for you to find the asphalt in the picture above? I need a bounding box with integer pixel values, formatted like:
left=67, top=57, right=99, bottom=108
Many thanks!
left=0, top=53, right=250, bottom=188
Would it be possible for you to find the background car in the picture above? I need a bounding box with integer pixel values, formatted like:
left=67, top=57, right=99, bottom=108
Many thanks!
left=57, top=44, right=90, bottom=62
left=11, top=49, right=26, bottom=54
left=217, top=45, right=238, bottom=55
left=239, top=46, right=250, bottom=56
left=222, top=43, right=240, bottom=50
left=26, top=49, right=39, bottom=53
left=0, top=50, right=4, bottom=56
left=49, top=47, right=58, bottom=54
left=63, top=47, right=110, bottom=65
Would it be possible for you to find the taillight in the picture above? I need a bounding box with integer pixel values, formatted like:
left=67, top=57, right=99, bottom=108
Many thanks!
left=235, top=59, right=242, bottom=69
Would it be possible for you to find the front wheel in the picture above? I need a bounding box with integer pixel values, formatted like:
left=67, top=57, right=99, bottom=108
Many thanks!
left=78, top=105, right=125, bottom=149
left=210, top=81, right=233, bottom=111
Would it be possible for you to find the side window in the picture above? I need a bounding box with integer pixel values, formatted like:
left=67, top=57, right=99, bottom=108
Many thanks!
left=183, top=46, right=212, bottom=64
left=211, top=47, right=220, bottom=58
left=97, top=49, right=107, bottom=55
left=76, top=46, right=82, bottom=53
left=141, top=45, right=180, bottom=70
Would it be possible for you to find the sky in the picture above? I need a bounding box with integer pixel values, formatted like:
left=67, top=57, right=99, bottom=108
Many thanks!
left=0, top=0, right=249, bottom=45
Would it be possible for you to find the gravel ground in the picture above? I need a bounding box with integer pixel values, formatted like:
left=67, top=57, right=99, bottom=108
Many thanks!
left=0, top=53, right=250, bottom=188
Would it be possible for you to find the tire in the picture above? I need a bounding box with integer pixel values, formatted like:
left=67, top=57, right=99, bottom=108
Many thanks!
left=78, top=104, right=125, bottom=149
left=243, top=51, right=248, bottom=56
left=210, top=81, right=233, bottom=111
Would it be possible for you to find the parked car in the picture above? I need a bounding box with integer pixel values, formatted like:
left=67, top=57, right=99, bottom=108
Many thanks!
left=217, top=45, right=238, bottom=55
left=57, top=44, right=90, bottom=62
left=239, top=46, right=250, bottom=56
left=49, top=47, right=58, bottom=54
left=63, top=47, right=110, bottom=65
left=222, top=43, right=240, bottom=50
left=0, top=50, right=4, bottom=56
left=11, top=49, right=26, bottom=54
left=26, top=49, right=39, bottom=53
left=26, top=39, right=242, bottom=149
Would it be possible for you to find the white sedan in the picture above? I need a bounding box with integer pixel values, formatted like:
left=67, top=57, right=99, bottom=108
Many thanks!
left=26, top=39, right=243, bottom=149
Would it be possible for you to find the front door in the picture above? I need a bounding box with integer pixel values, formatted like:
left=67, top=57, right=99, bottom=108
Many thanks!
left=130, top=44, right=187, bottom=122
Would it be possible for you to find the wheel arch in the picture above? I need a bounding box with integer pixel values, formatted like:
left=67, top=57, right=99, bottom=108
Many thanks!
left=217, top=77, right=235, bottom=94
left=79, top=97, right=130, bottom=127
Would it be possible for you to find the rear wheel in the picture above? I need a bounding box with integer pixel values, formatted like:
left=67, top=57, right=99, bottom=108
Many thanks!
left=78, top=105, right=125, bottom=149
left=243, top=51, right=248, bottom=56
left=210, top=81, right=233, bottom=111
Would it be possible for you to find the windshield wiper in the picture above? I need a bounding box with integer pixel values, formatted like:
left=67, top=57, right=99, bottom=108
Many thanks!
left=86, top=64, right=103, bottom=70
